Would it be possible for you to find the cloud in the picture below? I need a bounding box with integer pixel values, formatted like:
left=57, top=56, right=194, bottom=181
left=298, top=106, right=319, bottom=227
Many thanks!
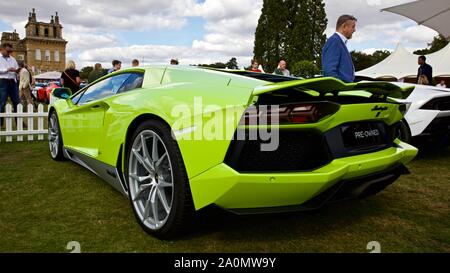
left=78, top=44, right=252, bottom=68
left=360, top=48, right=392, bottom=55
left=0, top=0, right=194, bottom=31
left=0, top=0, right=441, bottom=69
left=65, top=32, right=118, bottom=52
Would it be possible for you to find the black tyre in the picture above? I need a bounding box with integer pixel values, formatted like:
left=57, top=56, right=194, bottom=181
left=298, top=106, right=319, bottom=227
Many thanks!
left=396, top=119, right=411, bottom=143
left=48, top=111, right=65, bottom=161
left=125, top=119, right=194, bottom=239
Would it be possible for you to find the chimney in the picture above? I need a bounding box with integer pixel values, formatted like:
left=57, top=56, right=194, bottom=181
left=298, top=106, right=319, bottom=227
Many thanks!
left=31, top=8, right=36, bottom=21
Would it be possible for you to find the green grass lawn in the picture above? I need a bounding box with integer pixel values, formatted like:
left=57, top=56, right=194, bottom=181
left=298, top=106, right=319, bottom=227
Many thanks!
left=0, top=141, right=449, bottom=253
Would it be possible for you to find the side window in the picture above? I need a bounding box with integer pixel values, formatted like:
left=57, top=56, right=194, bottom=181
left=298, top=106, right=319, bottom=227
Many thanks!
left=77, top=74, right=130, bottom=105
left=71, top=89, right=84, bottom=104
left=117, top=73, right=144, bottom=94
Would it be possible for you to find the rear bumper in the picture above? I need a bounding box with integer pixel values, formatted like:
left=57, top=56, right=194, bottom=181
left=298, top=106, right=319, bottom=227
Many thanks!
left=189, top=141, right=418, bottom=211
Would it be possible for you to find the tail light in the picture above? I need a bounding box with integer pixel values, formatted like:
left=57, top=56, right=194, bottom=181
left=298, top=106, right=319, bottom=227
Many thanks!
left=240, top=102, right=340, bottom=125
left=398, top=102, right=412, bottom=115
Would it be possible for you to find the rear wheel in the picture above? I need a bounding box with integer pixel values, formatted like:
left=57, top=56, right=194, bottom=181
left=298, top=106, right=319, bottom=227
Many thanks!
left=396, top=119, right=411, bottom=143
left=125, top=120, right=194, bottom=239
left=48, top=111, right=65, bottom=161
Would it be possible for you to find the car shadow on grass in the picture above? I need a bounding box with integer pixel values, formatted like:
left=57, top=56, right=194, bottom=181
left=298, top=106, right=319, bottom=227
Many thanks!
left=415, top=144, right=450, bottom=160
left=181, top=196, right=389, bottom=242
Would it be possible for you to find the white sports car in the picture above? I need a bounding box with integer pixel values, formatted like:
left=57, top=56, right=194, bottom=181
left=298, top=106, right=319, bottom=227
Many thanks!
left=391, top=83, right=450, bottom=146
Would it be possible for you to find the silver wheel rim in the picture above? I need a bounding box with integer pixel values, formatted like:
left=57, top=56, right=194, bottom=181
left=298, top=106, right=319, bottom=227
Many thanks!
left=48, top=113, right=59, bottom=158
left=129, top=130, right=174, bottom=231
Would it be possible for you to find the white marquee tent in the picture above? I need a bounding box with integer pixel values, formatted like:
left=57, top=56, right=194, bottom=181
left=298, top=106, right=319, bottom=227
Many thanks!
left=34, top=71, right=62, bottom=80
left=357, top=42, right=450, bottom=79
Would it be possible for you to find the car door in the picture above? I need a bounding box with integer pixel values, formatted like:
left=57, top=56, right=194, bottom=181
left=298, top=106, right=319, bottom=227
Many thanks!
left=61, top=73, right=131, bottom=157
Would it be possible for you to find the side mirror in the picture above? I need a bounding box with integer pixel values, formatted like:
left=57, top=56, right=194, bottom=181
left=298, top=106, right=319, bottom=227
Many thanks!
left=52, top=87, right=72, bottom=100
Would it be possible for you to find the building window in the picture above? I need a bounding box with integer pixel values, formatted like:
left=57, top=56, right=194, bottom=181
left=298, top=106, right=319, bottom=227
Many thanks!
left=44, top=28, right=49, bottom=37
left=35, top=49, right=41, bottom=60
left=54, top=50, right=60, bottom=62
left=35, top=27, right=39, bottom=36
left=45, top=50, right=51, bottom=61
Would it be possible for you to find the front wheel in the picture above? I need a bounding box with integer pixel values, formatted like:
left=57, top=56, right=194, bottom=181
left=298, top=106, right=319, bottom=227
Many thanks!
left=125, top=120, right=194, bottom=239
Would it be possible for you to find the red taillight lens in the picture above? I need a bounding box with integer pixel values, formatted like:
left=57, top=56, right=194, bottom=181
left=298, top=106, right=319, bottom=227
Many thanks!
left=240, top=102, right=340, bottom=125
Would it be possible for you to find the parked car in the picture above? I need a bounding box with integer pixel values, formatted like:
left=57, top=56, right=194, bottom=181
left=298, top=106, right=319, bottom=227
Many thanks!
left=48, top=66, right=418, bottom=238
left=390, top=82, right=450, bottom=146
left=31, top=82, right=45, bottom=101
left=354, top=76, right=450, bottom=146
left=37, top=81, right=61, bottom=104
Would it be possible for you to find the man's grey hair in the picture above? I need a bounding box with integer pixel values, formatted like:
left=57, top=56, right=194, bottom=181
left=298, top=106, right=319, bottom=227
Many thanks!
left=336, top=15, right=357, bottom=29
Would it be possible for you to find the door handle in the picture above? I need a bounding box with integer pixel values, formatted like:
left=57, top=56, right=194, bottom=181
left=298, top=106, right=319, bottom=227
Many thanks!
left=91, top=104, right=102, bottom=109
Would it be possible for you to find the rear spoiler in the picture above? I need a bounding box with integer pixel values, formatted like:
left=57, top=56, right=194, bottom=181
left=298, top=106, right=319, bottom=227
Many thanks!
left=253, top=77, right=414, bottom=99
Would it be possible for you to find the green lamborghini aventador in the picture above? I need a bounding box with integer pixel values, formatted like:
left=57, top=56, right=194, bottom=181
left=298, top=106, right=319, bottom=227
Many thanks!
left=48, top=66, right=418, bottom=238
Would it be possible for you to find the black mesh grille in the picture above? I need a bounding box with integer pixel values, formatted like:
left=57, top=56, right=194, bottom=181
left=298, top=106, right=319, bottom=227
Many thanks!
left=225, top=129, right=331, bottom=172
left=225, top=121, right=394, bottom=173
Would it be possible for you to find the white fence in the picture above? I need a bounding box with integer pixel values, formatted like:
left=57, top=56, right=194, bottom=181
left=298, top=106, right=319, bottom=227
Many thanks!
left=0, top=103, right=48, bottom=142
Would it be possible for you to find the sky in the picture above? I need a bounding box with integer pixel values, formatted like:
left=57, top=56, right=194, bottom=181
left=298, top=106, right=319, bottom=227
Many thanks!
left=0, top=0, right=439, bottom=69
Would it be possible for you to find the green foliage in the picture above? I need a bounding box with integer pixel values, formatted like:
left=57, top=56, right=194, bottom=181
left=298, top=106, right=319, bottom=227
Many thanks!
left=199, top=62, right=227, bottom=69
left=290, top=60, right=320, bottom=78
left=79, top=66, right=93, bottom=80
left=351, top=50, right=391, bottom=71
left=226, top=57, right=239, bottom=69
left=414, top=35, right=449, bottom=55
left=254, top=0, right=327, bottom=73
left=197, top=58, right=239, bottom=69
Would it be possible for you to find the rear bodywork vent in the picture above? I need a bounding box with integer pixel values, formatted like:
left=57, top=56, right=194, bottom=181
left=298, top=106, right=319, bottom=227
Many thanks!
left=421, top=96, right=450, bottom=111
left=225, top=129, right=331, bottom=172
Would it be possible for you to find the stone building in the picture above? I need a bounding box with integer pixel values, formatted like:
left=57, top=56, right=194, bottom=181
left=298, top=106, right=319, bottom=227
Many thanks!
left=1, top=8, right=67, bottom=74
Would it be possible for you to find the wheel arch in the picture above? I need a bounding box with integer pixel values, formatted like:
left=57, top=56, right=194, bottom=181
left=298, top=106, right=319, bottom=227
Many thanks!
left=399, top=117, right=412, bottom=143
left=122, top=114, right=175, bottom=172
left=48, top=106, right=56, bottom=116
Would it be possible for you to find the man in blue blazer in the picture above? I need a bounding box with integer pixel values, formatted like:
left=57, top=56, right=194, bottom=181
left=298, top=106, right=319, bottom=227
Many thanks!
left=322, top=15, right=357, bottom=83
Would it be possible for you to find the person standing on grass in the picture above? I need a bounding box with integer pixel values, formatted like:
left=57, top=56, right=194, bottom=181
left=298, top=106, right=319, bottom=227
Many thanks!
left=108, top=60, right=122, bottom=74
left=417, top=55, right=433, bottom=86
left=132, top=59, right=140, bottom=67
left=18, top=61, right=34, bottom=107
left=0, top=42, right=20, bottom=127
left=249, top=60, right=262, bottom=73
left=436, top=80, right=447, bottom=88
left=61, top=60, right=81, bottom=94
left=273, top=60, right=291, bottom=76
left=88, top=63, right=105, bottom=83
left=322, top=15, right=357, bottom=83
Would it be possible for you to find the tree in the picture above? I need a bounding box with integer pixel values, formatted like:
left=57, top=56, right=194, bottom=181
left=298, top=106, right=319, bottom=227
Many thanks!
left=226, top=57, right=239, bottom=69
left=79, top=66, right=93, bottom=81
left=351, top=50, right=391, bottom=71
left=253, top=0, right=327, bottom=73
left=290, top=60, right=320, bottom=78
left=414, top=34, right=449, bottom=55
left=372, top=50, right=391, bottom=63
left=199, top=62, right=227, bottom=69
